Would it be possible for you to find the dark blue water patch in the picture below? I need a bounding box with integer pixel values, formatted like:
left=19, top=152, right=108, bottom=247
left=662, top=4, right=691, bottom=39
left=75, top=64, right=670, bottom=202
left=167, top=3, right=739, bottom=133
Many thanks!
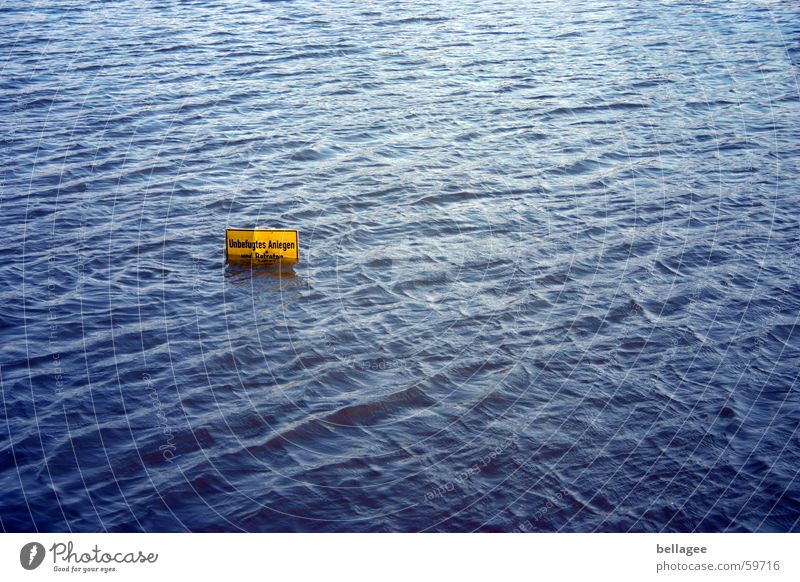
left=1, top=0, right=799, bottom=532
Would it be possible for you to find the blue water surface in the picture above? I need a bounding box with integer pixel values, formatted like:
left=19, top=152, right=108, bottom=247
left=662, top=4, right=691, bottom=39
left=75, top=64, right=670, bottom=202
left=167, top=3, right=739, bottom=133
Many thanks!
left=1, top=0, right=799, bottom=532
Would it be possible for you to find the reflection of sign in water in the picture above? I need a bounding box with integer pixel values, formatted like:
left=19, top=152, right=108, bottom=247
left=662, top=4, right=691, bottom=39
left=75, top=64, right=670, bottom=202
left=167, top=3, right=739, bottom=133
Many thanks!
left=225, top=229, right=299, bottom=262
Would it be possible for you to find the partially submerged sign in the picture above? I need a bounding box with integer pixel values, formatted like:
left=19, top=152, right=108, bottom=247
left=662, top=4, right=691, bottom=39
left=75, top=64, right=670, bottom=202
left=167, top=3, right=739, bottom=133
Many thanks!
left=225, top=228, right=299, bottom=262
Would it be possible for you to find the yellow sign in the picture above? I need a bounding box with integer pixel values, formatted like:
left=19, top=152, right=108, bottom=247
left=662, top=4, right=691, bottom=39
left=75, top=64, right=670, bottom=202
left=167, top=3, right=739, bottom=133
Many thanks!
left=225, top=228, right=299, bottom=262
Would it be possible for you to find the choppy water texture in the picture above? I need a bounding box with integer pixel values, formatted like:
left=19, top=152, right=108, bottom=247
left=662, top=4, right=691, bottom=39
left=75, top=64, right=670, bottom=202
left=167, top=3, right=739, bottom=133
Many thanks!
left=1, top=0, right=800, bottom=532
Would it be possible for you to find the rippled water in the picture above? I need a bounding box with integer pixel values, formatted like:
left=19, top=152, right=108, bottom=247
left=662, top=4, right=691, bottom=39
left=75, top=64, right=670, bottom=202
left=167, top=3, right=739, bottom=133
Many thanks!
left=1, top=0, right=799, bottom=532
